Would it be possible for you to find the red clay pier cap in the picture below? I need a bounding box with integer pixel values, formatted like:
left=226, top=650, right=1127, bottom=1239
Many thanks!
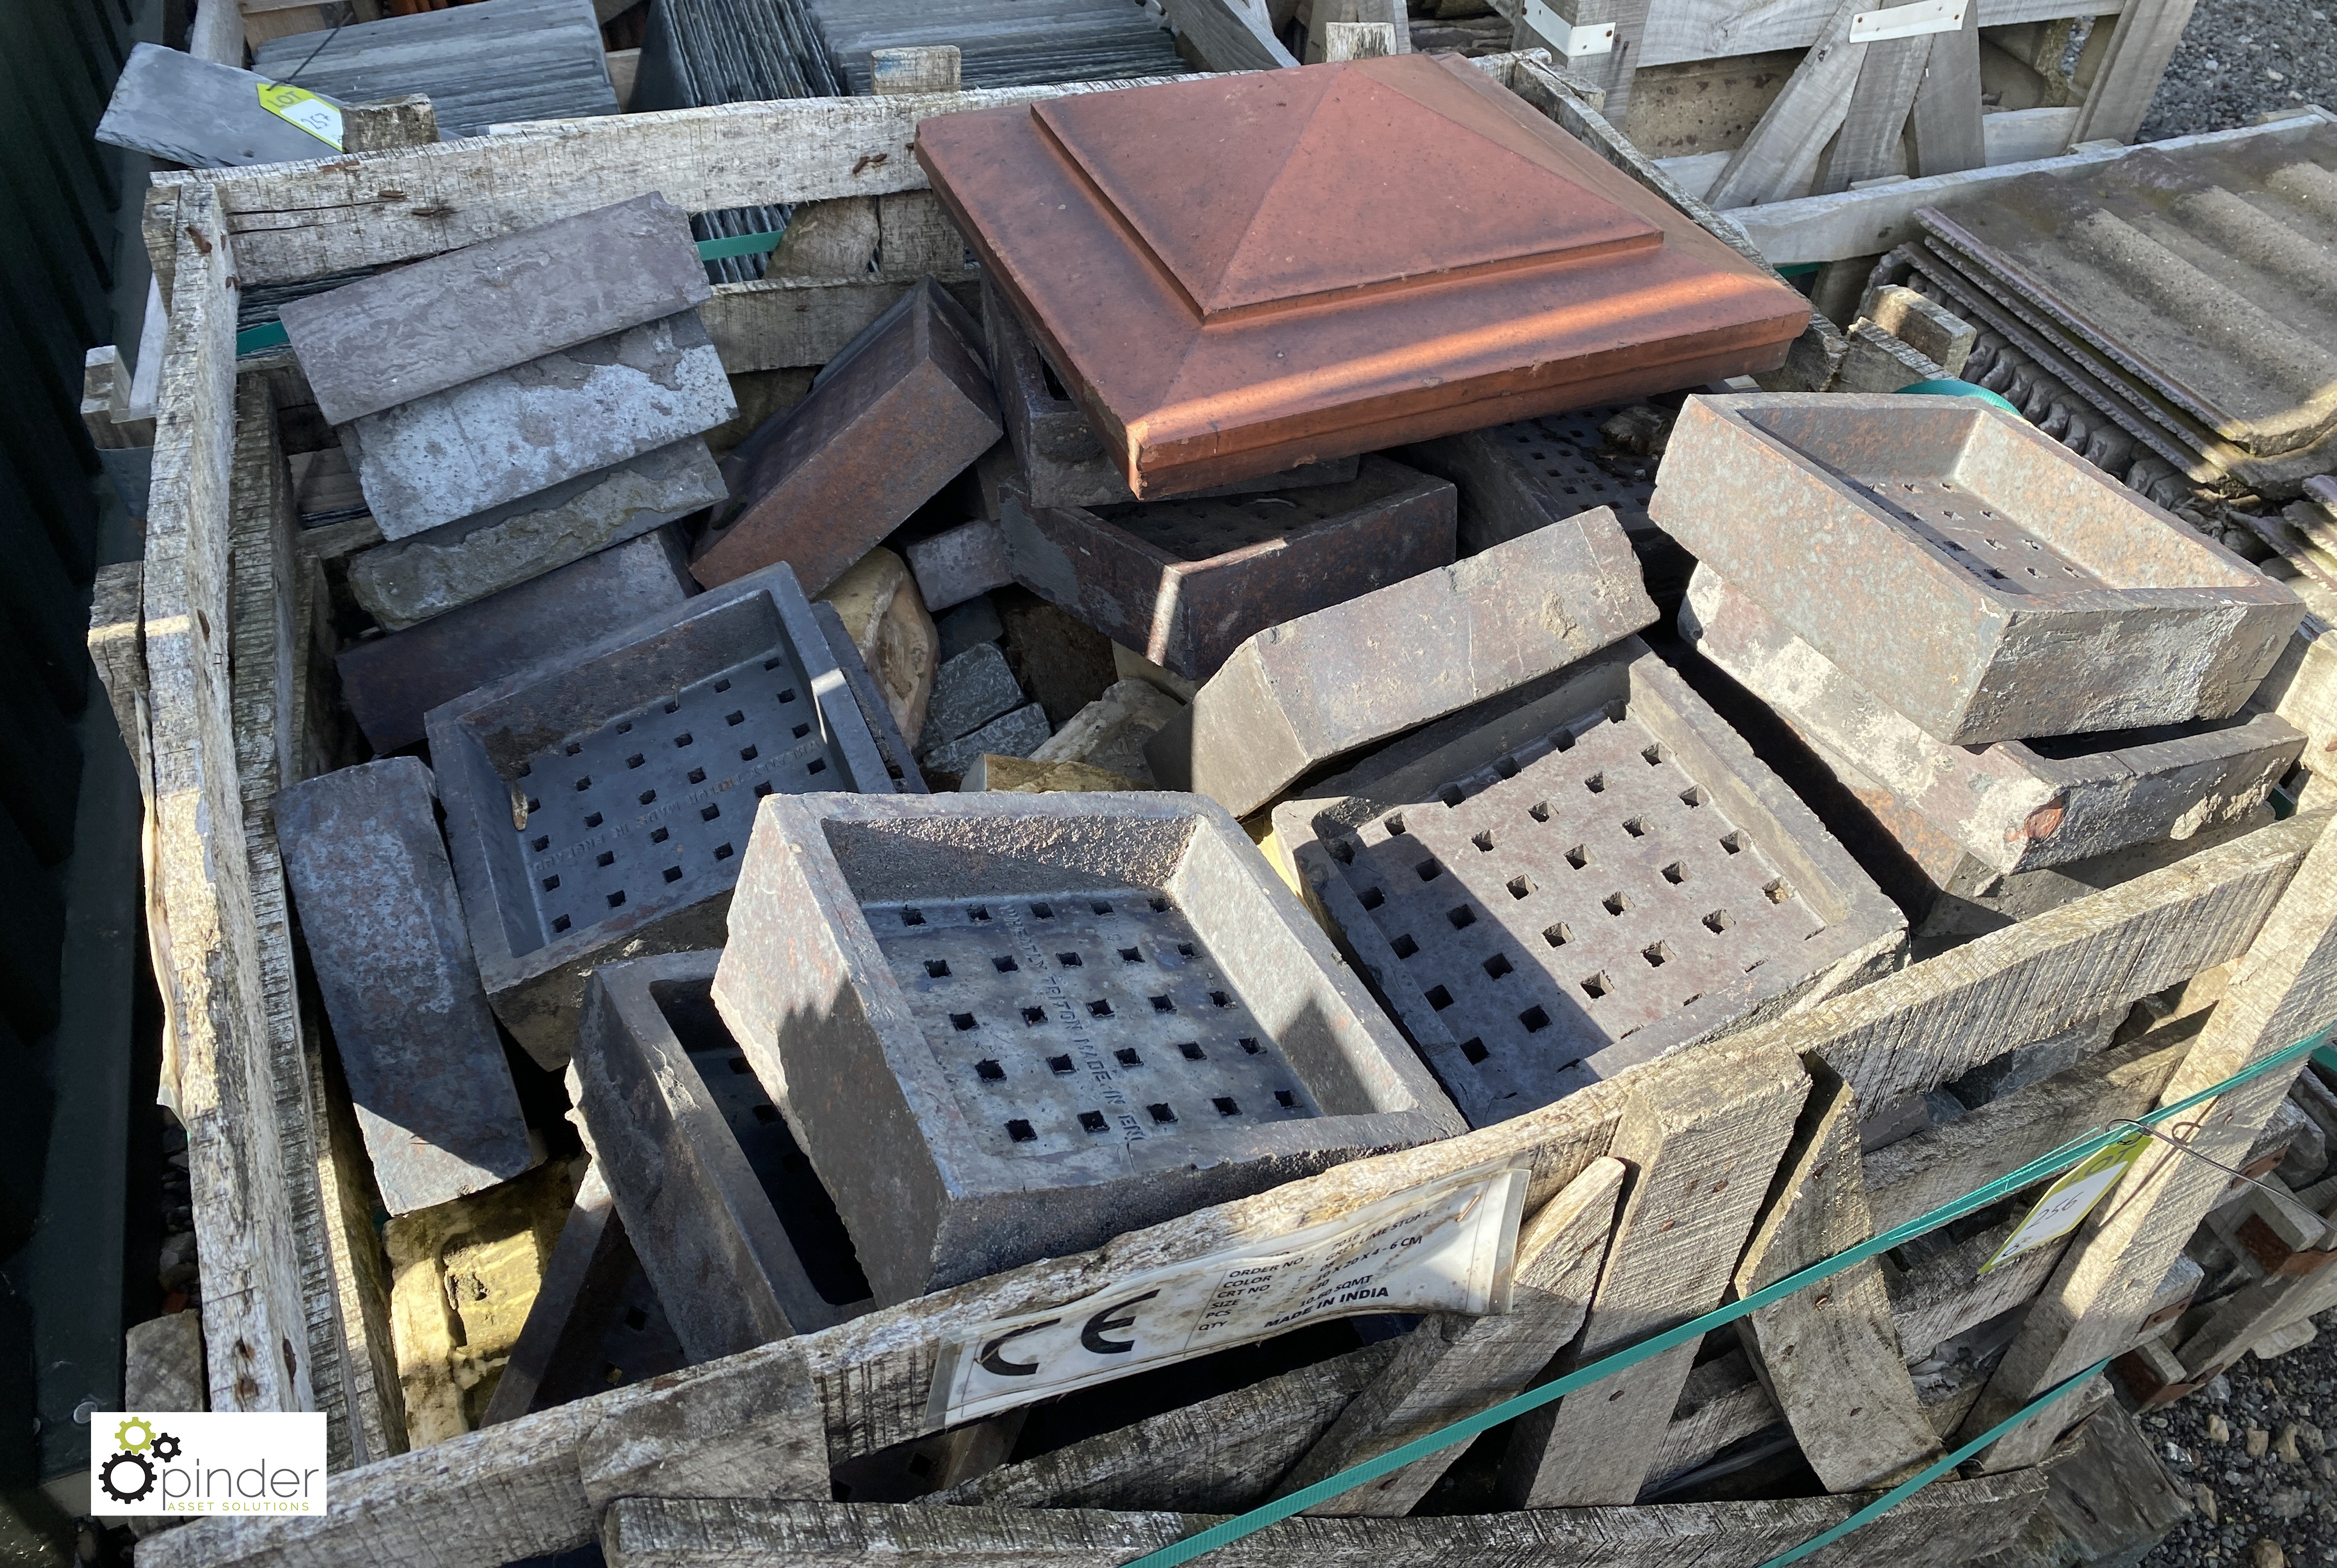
left=915, top=53, right=1811, bottom=498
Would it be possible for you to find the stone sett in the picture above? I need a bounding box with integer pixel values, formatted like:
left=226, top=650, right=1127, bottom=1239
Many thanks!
left=1647, top=393, right=2303, bottom=744
left=905, top=518, right=1013, bottom=614
left=571, top=951, right=872, bottom=1361
left=338, top=527, right=697, bottom=754
left=1146, top=506, right=1658, bottom=819
left=710, top=790, right=1464, bottom=1303
left=427, top=559, right=894, bottom=1067
left=279, top=194, right=712, bottom=427
left=918, top=643, right=1028, bottom=759
left=921, top=703, right=1053, bottom=782
left=274, top=756, right=536, bottom=1214
left=1275, top=637, right=1904, bottom=1127
left=999, top=457, right=1457, bottom=681
left=693, top=279, right=1003, bottom=594
left=1681, top=566, right=2306, bottom=875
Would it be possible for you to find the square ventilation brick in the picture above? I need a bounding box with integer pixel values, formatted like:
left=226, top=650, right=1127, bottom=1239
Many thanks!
left=429, top=559, right=894, bottom=1068
left=570, top=950, right=871, bottom=1362
left=709, top=790, right=1462, bottom=1304
left=1276, top=636, right=1905, bottom=1128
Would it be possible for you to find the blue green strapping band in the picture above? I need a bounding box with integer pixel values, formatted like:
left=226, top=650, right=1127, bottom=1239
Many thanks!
left=1116, top=1023, right=2335, bottom=1568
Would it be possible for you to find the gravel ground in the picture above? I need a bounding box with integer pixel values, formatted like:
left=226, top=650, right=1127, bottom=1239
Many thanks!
left=2142, top=1321, right=2337, bottom=1566
left=2136, top=0, right=2337, bottom=138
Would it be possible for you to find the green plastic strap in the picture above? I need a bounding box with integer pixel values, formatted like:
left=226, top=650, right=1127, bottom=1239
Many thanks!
left=1896, top=377, right=2023, bottom=417
left=1118, top=1024, right=2332, bottom=1568
left=236, top=320, right=291, bottom=356
left=1753, top=1356, right=2113, bottom=1568
left=695, top=229, right=785, bottom=260
left=236, top=230, right=783, bottom=357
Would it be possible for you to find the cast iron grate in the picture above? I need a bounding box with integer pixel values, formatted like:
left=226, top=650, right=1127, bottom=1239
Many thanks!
left=514, top=647, right=835, bottom=945
left=1325, top=700, right=1822, bottom=1080
left=1494, top=405, right=1657, bottom=528
left=864, top=891, right=1319, bottom=1158
left=1857, top=477, right=2101, bottom=594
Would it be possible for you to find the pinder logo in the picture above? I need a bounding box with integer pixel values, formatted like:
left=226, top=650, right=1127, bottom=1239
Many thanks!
left=90, top=1413, right=328, bottom=1515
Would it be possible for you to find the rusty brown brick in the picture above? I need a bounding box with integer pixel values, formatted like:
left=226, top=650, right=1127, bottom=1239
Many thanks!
left=998, top=456, right=1457, bottom=680
left=693, top=278, right=1003, bottom=594
left=916, top=54, right=1808, bottom=496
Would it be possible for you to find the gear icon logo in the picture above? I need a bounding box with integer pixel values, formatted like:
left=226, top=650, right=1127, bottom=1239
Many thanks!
left=99, top=1451, right=156, bottom=1505
left=150, top=1432, right=183, bottom=1463
left=112, top=1417, right=155, bottom=1454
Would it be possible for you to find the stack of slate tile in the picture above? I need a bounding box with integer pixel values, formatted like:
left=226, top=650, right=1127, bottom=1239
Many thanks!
left=1870, top=117, right=2337, bottom=511
left=251, top=0, right=618, bottom=138
left=629, top=0, right=839, bottom=280
left=1662, top=392, right=2308, bottom=947
left=281, top=195, right=739, bottom=752
left=96, top=42, right=354, bottom=167
left=807, top=0, right=1184, bottom=93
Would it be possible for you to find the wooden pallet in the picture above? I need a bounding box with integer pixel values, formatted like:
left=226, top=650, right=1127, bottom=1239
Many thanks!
left=100, top=50, right=2337, bottom=1567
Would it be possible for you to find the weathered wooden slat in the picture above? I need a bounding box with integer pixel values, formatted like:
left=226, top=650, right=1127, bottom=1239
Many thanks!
left=1726, top=107, right=2337, bottom=269
left=941, top=1343, right=1399, bottom=1511
left=1819, top=32, right=1930, bottom=194
left=1793, top=815, right=2317, bottom=1113
left=1498, top=1052, right=1809, bottom=1507
left=1635, top=0, right=2113, bottom=70
left=1863, top=1033, right=2192, bottom=1234
left=1961, top=816, right=2337, bottom=1469
left=1282, top=1158, right=1628, bottom=1515
left=226, top=374, right=366, bottom=1465
left=600, top=1472, right=2050, bottom=1567
left=1702, top=0, right=1866, bottom=210
left=1164, top=0, right=1299, bottom=69
left=1732, top=1069, right=1938, bottom=1493
left=1905, top=0, right=1984, bottom=174
left=140, top=1343, right=827, bottom=1568
left=140, top=183, right=318, bottom=1419
left=2067, top=0, right=2197, bottom=144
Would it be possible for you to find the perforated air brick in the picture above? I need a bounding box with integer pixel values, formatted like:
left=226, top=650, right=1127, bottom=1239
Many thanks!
left=430, top=559, right=894, bottom=1067
left=711, top=790, right=1463, bottom=1304
left=1277, top=637, right=1904, bottom=1127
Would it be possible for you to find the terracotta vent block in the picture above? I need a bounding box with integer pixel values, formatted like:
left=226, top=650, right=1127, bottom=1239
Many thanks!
left=914, top=53, right=1809, bottom=497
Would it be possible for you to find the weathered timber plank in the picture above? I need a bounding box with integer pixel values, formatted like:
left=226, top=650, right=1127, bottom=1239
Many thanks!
left=227, top=375, right=364, bottom=1464
left=1906, top=0, right=1984, bottom=174
left=1782, top=814, right=2317, bottom=1112
left=1863, top=1033, right=2192, bottom=1233
left=940, top=1343, right=1400, bottom=1511
left=1497, top=1051, right=1809, bottom=1507
left=1961, top=815, right=2337, bottom=1468
left=1164, top=0, right=1298, bottom=70
left=141, top=53, right=1550, bottom=297
left=1821, top=32, right=1929, bottom=193
left=1702, top=0, right=1866, bottom=210
left=1635, top=0, right=2114, bottom=70
left=1733, top=1068, right=1938, bottom=1492
left=2068, top=0, right=2198, bottom=144
left=598, top=1477, right=2050, bottom=1568
left=1726, top=107, right=2337, bottom=267
left=1283, top=1158, right=1628, bottom=1515
left=141, top=184, right=318, bottom=1418
left=87, top=561, right=147, bottom=787
left=139, top=1343, right=826, bottom=1568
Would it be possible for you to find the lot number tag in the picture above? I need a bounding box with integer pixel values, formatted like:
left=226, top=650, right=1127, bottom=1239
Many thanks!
left=257, top=83, right=343, bottom=149
left=1981, top=1128, right=2153, bottom=1275
left=929, top=1161, right=1529, bottom=1426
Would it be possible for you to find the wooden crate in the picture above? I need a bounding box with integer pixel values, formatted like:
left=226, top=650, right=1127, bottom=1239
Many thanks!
left=99, top=45, right=2337, bottom=1566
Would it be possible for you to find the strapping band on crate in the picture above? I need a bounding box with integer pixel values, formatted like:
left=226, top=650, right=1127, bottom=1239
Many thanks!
left=1119, top=1024, right=2336, bottom=1568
